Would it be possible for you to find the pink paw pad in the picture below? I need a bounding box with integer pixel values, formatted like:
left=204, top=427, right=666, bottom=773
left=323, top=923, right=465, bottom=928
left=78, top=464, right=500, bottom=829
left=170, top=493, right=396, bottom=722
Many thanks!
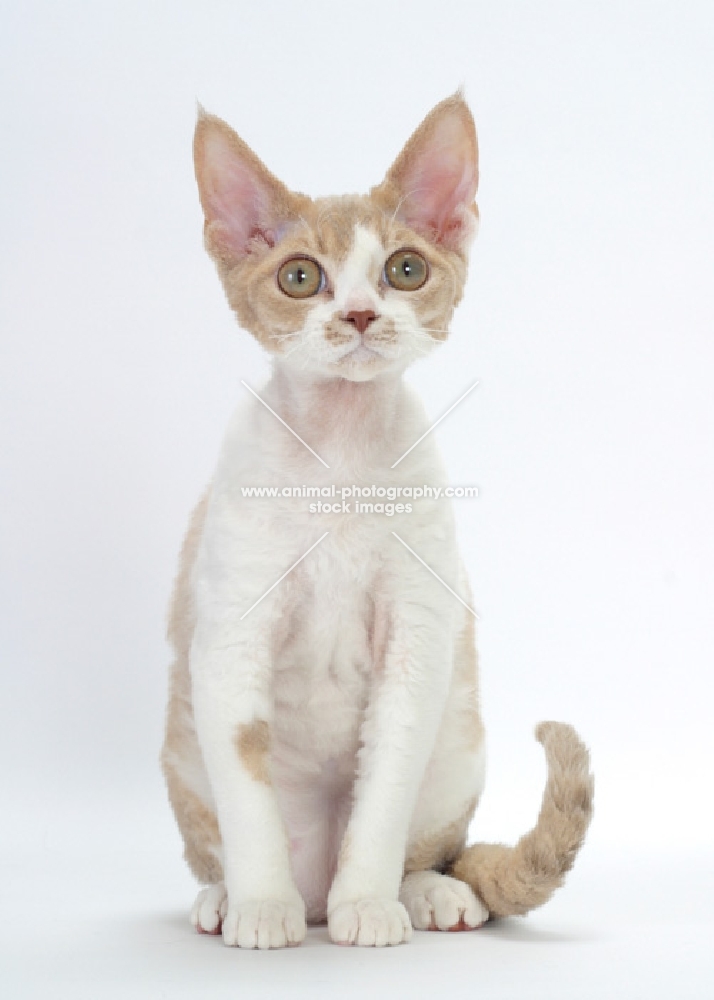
left=427, top=916, right=484, bottom=932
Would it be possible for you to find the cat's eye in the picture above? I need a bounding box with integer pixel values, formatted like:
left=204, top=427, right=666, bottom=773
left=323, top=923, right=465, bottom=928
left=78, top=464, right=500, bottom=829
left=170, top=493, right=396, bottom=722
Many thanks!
left=384, top=250, right=428, bottom=291
left=277, top=257, right=324, bottom=298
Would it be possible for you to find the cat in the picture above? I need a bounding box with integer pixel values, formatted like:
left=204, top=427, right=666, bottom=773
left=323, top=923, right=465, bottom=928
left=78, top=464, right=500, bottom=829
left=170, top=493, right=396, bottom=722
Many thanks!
left=161, top=92, right=594, bottom=949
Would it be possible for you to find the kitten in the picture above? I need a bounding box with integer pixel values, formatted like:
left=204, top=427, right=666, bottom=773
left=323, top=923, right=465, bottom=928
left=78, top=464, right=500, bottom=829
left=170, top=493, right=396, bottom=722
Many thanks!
left=161, top=93, right=593, bottom=949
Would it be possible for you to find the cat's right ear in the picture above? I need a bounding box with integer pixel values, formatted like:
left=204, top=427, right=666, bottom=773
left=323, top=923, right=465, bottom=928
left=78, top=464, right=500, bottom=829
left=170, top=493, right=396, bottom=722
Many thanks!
left=194, top=109, right=301, bottom=264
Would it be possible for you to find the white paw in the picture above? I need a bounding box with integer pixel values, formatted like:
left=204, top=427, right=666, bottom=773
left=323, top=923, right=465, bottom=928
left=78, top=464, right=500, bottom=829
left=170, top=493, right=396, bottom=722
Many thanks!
left=400, top=871, right=488, bottom=931
left=221, top=899, right=306, bottom=949
left=191, top=882, right=228, bottom=935
left=328, top=900, right=412, bottom=947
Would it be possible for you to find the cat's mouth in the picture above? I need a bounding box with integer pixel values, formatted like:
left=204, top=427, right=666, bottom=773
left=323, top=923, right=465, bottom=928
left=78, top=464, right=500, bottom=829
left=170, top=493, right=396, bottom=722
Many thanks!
left=327, top=342, right=391, bottom=381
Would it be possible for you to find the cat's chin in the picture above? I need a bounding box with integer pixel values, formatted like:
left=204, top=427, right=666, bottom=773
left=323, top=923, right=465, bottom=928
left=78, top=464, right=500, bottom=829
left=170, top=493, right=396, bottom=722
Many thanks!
left=328, top=345, right=396, bottom=383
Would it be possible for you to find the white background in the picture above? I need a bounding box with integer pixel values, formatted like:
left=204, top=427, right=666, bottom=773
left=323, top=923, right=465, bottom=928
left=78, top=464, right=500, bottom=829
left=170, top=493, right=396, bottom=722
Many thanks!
left=2, top=1, right=713, bottom=996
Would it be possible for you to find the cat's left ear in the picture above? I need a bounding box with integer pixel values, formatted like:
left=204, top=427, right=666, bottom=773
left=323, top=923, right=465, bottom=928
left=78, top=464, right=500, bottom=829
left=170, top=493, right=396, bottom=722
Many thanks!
left=194, top=108, right=304, bottom=264
left=372, top=91, right=479, bottom=253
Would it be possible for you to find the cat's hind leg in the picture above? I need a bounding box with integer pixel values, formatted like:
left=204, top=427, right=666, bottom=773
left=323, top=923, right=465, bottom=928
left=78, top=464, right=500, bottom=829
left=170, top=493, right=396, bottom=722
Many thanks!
left=399, top=870, right=488, bottom=931
left=191, top=882, right=228, bottom=935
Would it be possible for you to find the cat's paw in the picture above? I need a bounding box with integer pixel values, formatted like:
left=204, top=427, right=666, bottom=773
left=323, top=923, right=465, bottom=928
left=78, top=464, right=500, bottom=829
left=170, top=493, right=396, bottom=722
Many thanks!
left=221, top=899, right=307, bottom=949
left=191, top=882, right=228, bottom=935
left=328, top=900, right=412, bottom=947
left=400, top=871, right=488, bottom=931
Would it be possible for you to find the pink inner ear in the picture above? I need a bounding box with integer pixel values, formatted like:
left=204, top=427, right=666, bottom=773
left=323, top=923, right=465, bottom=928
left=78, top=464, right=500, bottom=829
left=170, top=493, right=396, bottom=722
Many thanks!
left=199, top=132, right=277, bottom=255
left=398, top=118, right=478, bottom=246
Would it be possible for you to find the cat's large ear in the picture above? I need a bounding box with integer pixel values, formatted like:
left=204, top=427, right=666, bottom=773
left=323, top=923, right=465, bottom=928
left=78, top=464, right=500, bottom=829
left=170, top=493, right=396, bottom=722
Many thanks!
left=194, top=108, right=304, bottom=264
left=372, top=92, right=479, bottom=253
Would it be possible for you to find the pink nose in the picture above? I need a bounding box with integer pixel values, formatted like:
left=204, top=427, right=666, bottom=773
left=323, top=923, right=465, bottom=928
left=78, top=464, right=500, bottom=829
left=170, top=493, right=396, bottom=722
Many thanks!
left=343, top=309, right=377, bottom=334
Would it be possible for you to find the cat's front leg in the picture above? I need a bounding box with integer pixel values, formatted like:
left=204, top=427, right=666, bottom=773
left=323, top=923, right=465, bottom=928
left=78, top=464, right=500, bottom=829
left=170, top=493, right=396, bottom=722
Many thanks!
left=190, top=608, right=306, bottom=949
left=327, top=596, right=456, bottom=947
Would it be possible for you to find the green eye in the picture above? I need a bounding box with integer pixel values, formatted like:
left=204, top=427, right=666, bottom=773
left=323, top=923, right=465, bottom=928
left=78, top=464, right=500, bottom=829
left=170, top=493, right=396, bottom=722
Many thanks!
left=384, top=250, right=428, bottom=291
left=277, top=257, right=323, bottom=298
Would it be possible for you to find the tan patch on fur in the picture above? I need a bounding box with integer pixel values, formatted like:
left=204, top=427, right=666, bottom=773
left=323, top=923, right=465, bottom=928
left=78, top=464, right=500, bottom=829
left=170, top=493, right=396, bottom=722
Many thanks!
left=163, top=490, right=209, bottom=769
left=166, top=489, right=210, bottom=658
left=323, top=319, right=352, bottom=344
left=365, top=319, right=399, bottom=348
left=235, top=719, right=271, bottom=785
left=450, top=723, right=594, bottom=917
left=163, top=761, right=222, bottom=884
left=404, top=797, right=478, bottom=874
left=161, top=490, right=224, bottom=883
left=226, top=206, right=464, bottom=350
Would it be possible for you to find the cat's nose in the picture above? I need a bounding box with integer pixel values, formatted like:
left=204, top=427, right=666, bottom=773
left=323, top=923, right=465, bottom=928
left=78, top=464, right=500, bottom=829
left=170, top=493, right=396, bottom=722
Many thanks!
left=342, top=309, right=378, bottom=334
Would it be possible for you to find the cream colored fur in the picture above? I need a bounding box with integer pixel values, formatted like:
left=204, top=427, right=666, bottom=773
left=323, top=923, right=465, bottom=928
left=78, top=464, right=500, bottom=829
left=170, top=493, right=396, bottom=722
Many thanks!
left=161, top=93, right=594, bottom=950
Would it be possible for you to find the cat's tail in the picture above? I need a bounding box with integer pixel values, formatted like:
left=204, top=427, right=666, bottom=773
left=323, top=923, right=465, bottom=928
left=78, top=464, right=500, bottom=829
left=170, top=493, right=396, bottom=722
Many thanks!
left=450, top=721, right=594, bottom=917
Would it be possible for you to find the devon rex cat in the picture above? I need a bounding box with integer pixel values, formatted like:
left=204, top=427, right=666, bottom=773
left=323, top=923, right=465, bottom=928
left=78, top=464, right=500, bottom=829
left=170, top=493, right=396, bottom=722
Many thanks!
left=161, top=92, right=594, bottom=949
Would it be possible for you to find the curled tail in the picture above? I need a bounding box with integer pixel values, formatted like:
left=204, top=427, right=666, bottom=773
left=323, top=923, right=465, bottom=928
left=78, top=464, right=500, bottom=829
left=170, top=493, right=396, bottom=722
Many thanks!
left=450, top=721, right=594, bottom=917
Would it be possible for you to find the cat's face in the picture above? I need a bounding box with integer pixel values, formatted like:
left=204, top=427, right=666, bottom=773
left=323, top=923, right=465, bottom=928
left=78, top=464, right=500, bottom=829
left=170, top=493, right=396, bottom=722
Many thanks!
left=194, top=94, right=479, bottom=382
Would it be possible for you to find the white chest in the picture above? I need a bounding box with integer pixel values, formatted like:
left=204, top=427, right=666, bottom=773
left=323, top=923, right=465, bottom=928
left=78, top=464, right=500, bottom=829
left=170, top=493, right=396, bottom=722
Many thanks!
left=270, top=566, right=386, bottom=783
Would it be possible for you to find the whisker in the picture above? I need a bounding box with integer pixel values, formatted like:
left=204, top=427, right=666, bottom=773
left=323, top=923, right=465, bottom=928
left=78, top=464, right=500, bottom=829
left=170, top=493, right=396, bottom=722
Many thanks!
left=290, top=323, right=324, bottom=364
left=269, top=331, right=300, bottom=343
left=283, top=340, right=303, bottom=359
left=413, top=341, right=434, bottom=357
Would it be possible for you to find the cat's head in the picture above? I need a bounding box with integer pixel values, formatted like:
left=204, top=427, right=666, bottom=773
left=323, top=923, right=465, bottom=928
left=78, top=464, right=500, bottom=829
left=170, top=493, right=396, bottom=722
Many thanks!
left=194, top=93, right=478, bottom=382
